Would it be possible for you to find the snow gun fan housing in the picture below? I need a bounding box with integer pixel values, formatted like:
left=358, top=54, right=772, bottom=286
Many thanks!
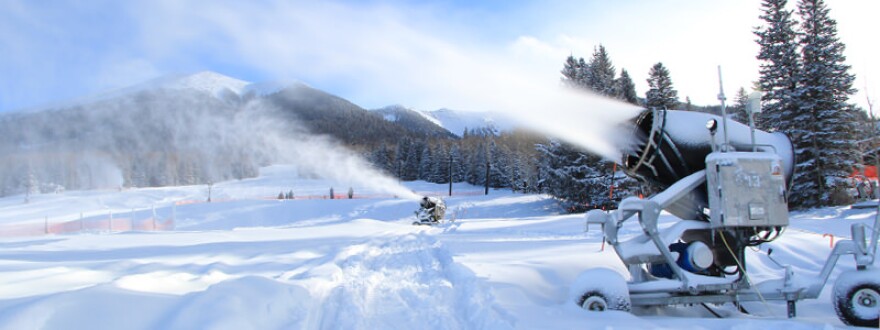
left=414, top=196, right=446, bottom=225
left=622, top=109, right=794, bottom=221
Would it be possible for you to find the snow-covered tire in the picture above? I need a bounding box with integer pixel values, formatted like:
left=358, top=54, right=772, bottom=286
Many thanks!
left=569, top=268, right=631, bottom=312
left=833, top=269, right=880, bottom=327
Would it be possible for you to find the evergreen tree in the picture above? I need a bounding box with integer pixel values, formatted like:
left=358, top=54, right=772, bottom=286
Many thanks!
left=487, top=140, right=509, bottom=188
left=561, top=55, right=580, bottom=87
left=588, top=45, right=617, bottom=97
left=754, top=0, right=802, bottom=132
left=429, top=144, right=450, bottom=183
left=795, top=0, right=860, bottom=206
left=418, top=147, right=433, bottom=181
left=369, top=144, right=394, bottom=175
left=731, top=87, right=750, bottom=123
left=645, top=62, right=679, bottom=110
left=615, top=69, right=639, bottom=105
left=402, top=140, right=423, bottom=181
left=536, top=140, right=609, bottom=212
left=449, top=145, right=465, bottom=182
left=394, top=139, right=410, bottom=179
left=576, top=58, right=590, bottom=88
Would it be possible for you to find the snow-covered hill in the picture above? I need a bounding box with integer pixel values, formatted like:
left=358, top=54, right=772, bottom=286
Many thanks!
left=422, top=108, right=518, bottom=137
left=0, top=165, right=875, bottom=329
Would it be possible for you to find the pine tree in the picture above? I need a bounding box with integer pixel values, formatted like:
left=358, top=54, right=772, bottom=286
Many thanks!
left=402, top=139, right=423, bottom=181
left=615, top=69, right=639, bottom=105
left=588, top=45, right=617, bottom=97
left=561, top=55, right=580, bottom=87
left=536, top=140, right=609, bottom=212
left=645, top=62, right=679, bottom=110
left=430, top=144, right=451, bottom=183
left=369, top=144, right=394, bottom=175
left=576, top=58, right=590, bottom=88
left=795, top=0, right=860, bottom=206
left=731, top=87, right=750, bottom=123
left=487, top=140, right=509, bottom=188
left=449, top=145, right=465, bottom=182
left=755, top=0, right=801, bottom=132
left=418, top=147, right=433, bottom=181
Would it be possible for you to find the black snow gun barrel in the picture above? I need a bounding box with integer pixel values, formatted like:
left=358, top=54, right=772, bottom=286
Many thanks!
left=622, top=109, right=794, bottom=220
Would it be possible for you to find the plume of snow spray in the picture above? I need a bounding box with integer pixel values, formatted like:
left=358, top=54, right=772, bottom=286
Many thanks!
left=241, top=101, right=422, bottom=201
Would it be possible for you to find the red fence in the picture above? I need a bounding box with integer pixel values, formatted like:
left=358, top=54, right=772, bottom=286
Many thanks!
left=0, top=216, right=175, bottom=238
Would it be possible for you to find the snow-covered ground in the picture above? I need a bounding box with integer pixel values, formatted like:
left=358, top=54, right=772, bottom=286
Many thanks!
left=0, top=165, right=876, bottom=329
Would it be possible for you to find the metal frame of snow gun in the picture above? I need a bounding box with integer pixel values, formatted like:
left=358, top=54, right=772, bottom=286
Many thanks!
left=575, top=106, right=879, bottom=326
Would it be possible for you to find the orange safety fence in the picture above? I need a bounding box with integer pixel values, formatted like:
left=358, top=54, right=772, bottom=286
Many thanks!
left=175, top=190, right=487, bottom=205
left=0, top=217, right=174, bottom=238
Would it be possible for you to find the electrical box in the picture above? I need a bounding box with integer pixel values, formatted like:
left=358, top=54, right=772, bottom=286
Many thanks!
left=705, top=152, right=789, bottom=228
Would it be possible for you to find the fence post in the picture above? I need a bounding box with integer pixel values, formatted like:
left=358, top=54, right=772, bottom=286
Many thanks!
left=80, top=212, right=84, bottom=232
left=45, top=216, right=48, bottom=234
left=109, top=211, right=113, bottom=232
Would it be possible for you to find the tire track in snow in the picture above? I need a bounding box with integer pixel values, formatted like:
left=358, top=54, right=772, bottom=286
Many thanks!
left=301, top=232, right=513, bottom=329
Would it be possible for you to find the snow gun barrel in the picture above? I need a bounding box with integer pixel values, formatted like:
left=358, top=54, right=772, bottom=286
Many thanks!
left=622, top=109, right=794, bottom=219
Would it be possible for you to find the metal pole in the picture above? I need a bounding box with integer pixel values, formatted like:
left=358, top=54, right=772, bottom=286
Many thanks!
left=717, top=66, right=730, bottom=151
left=448, top=151, right=453, bottom=197
left=484, top=161, right=490, bottom=195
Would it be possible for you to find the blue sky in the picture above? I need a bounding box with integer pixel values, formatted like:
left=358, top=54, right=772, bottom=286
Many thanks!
left=1, top=0, right=877, bottom=113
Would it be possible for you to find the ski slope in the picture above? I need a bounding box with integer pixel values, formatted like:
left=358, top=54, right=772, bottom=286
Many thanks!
left=0, top=165, right=876, bottom=329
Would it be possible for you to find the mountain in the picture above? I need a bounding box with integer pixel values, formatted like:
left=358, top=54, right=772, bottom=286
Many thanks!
left=371, top=105, right=456, bottom=139
left=0, top=71, right=457, bottom=195
left=420, top=108, right=518, bottom=137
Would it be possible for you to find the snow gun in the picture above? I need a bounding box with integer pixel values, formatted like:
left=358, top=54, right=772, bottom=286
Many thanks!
left=575, top=72, right=878, bottom=327
left=413, top=196, right=446, bottom=226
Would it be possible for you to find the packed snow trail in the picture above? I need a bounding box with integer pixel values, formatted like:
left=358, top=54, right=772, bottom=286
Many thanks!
left=296, top=232, right=513, bottom=329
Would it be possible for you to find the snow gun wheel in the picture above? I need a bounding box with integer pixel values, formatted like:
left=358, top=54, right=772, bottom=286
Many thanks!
left=569, top=268, right=631, bottom=312
left=833, top=270, right=880, bottom=327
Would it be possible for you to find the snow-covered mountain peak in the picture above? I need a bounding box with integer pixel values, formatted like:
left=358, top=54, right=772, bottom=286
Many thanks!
left=242, top=79, right=308, bottom=97
left=154, top=71, right=251, bottom=97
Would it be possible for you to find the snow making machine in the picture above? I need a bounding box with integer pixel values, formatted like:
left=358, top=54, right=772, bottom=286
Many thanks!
left=575, top=108, right=880, bottom=327
left=413, top=196, right=447, bottom=225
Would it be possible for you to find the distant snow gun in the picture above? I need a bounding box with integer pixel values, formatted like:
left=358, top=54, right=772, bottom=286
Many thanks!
left=413, top=196, right=446, bottom=226
left=573, top=82, right=878, bottom=326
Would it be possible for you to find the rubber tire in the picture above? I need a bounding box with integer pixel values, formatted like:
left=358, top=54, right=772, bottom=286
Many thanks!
left=833, top=272, right=880, bottom=327
left=579, top=291, right=610, bottom=311
left=570, top=268, right=631, bottom=312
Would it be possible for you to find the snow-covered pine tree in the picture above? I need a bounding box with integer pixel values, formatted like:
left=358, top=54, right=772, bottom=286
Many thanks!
left=731, top=87, right=750, bottom=123
left=394, top=139, right=409, bottom=179
left=487, top=140, right=509, bottom=188
left=536, top=139, right=608, bottom=212
left=429, top=144, right=450, bottom=183
left=576, top=58, right=590, bottom=88
left=645, top=62, right=679, bottom=110
left=589, top=45, right=617, bottom=97
left=418, top=147, right=433, bottom=181
left=401, top=140, right=423, bottom=181
left=795, top=0, right=860, bottom=206
left=615, top=69, right=639, bottom=105
left=369, top=144, right=394, bottom=175
left=561, top=55, right=580, bottom=88
left=449, top=145, right=465, bottom=182
left=754, top=0, right=802, bottom=132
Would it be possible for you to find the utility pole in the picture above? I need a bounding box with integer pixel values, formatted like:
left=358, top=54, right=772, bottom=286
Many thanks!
left=448, top=151, right=453, bottom=197
left=484, top=161, right=490, bottom=195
